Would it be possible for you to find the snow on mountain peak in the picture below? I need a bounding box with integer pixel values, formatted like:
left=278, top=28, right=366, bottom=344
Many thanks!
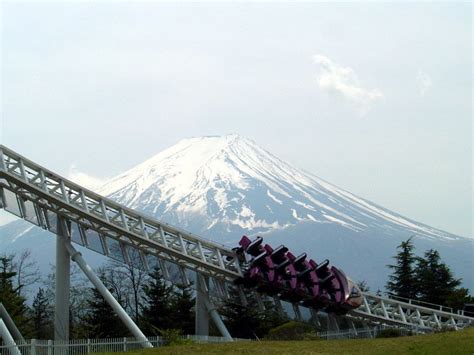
left=98, top=134, right=458, bottom=242
left=2, top=134, right=470, bottom=292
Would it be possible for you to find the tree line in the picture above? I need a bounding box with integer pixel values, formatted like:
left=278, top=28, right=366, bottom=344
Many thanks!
left=385, top=237, right=473, bottom=310
left=0, top=251, right=287, bottom=340
left=0, top=254, right=197, bottom=339
left=1, top=237, right=472, bottom=340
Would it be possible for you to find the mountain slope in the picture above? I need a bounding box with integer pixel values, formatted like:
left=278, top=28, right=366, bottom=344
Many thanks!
left=1, top=134, right=472, bottom=291
left=99, top=134, right=459, bottom=242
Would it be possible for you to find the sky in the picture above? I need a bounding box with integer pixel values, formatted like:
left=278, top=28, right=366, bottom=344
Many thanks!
left=0, top=2, right=472, bottom=237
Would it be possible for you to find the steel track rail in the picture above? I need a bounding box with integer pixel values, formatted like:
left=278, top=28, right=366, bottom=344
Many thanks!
left=1, top=144, right=473, bottom=331
left=0, top=145, right=241, bottom=283
left=350, top=293, right=474, bottom=330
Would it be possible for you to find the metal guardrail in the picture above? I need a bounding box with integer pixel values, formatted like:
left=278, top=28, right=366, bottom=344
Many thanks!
left=386, top=294, right=454, bottom=313
left=0, top=335, right=248, bottom=354
left=0, top=144, right=242, bottom=303
left=349, top=293, right=474, bottom=330
left=317, top=324, right=415, bottom=340
left=386, top=294, right=472, bottom=317
left=0, top=145, right=241, bottom=282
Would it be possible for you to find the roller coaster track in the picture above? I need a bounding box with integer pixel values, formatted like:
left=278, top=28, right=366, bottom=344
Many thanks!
left=0, top=144, right=472, bottom=332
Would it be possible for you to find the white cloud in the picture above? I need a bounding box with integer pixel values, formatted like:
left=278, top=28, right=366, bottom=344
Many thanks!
left=416, top=70, right=432, bottom=96
left=68, top=165, right=107, bottom=191
left=313, top=54, right=384, bottom=115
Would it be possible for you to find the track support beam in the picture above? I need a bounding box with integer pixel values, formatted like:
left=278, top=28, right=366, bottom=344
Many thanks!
left=195, top=275, right=209, bottom=336
left=327, top=313, right=340, bottom=331
left=195, top=274, right=232, bottom=341
left=58, top=233, right=153, bottom=348
left=0, top=303, right=24, bottom=341
left=54, top=217, right=70, bottom=342
left=0, top=319, right=21, bottom=355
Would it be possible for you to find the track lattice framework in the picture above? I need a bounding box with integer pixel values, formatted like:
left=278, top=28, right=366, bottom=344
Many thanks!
left=0, top=145, right=472, bottom=331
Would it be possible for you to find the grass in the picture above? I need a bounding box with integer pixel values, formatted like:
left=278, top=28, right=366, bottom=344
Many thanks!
left=97, top=326, right=474, bottom=355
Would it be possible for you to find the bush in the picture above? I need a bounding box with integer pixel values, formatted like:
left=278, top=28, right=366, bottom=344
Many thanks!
left=376, top=328, right=405, bottom=338
left=434, top=325, right=456, bottom=333
left=266, top=321, right=316, bottom=341
left=157, top=328, right=193, bottom=346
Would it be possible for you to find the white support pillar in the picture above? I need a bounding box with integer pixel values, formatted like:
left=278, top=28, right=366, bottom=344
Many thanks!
left=348, top=319, right=358, bottom=335
left=62, top=239, right=153, bottom=348
left=195, top=274, right=209, bottom=336
left=0, top=319, right=21, bottom=355
left=203, top=296, right=233, bottom=341
left=309, top=308, right=322, bottom=328
left=55, top=217, right=70, bottom=342
left=364, top=322, right=373, bottom=338
left=327, top=313, right=340, bottom=331
left=195, top=274, right=232, bottom=341
left=0, top=303, right=24, bottom=341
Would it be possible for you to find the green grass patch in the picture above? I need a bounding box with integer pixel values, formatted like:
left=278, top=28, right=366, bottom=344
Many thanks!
left=96, top=326, right=474, bottom=354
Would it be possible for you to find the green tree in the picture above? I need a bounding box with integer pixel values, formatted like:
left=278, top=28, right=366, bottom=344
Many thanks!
left=140, top=267, right=174, bottom=335
left=415, top=249, right=462, bottom=306
left=81, top=287, right=129, bottom=338
left=445, top=288, right=474, bottom=311
left=43, top=264, right=91, bottom=339
left=386, top=237, right=418, bottom=300
left=357, top=280, right=370, bottom=293
left=0, top=256, right=31, bottom=336
left=31, top=288, right=53, bottom=339
left=220, top=286, right=287, bottom=339
left=100, top=255, right=149, bottom=324
left=169, top=284, right=195, bottom=334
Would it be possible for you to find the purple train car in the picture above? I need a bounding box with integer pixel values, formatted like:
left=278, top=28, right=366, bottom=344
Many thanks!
left=234, top=235, right=363, bottom=314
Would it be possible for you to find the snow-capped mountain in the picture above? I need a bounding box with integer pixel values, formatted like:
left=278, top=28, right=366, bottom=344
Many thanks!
left=1, top=134, right=472, bottom=292
left=99, top=134, right=458, bottom=242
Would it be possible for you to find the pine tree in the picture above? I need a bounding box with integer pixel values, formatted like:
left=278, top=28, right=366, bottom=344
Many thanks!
left=415, top=249, right=462, bottom=306
left=140, top=267, right=174, bottom=335
left=219, top=287, right=260, bottom=338
left=220, top=286, right=287, bottom=339
left=357, top=280, right=370, bottom=292
left=0, top=256, right=31, bottom=336
left=81, top=287, right=129, bottom=338
left=386, top=237, right=418, bottom=300
left=31, top=288, right=53, bottom=339
left=446, top=288, right=474, bottom=311
left=386, top=242, right=472, bottom=310
left=169, top=284, right=195, bottom=334
left=259, top=297, right=288, bottom=335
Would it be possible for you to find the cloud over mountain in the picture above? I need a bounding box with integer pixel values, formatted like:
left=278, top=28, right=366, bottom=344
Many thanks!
left=314, top=55, right=383, bottom=115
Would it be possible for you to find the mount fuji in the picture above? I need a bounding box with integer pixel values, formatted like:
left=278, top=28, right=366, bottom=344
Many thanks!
left=1, top=134, right=472, bottom=292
